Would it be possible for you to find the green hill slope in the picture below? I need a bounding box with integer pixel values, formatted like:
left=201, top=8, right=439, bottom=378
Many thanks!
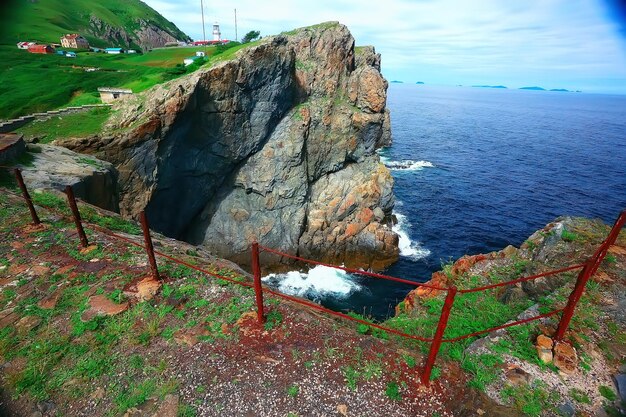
left=0, top=0, right=191, bottom=50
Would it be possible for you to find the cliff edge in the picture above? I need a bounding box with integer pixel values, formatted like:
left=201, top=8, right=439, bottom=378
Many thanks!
left=62, top=22, right=398, bottom=270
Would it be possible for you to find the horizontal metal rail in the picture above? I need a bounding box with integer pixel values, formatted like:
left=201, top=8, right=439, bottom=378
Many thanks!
left=442, top=309, right=564, bottom=343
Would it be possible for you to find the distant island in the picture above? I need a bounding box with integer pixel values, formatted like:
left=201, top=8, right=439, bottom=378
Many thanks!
left=416, top=81, right=424, bottom=84
left=472, top=85, right=507, bottom=89
left=519, top=86, right=546, bottom=91
left=390, top=80, right=404, bottom=84
left=549, top=88, right=570, bottom=92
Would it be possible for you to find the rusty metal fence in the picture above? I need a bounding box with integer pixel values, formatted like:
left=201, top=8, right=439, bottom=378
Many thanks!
left=4, top=167, right=625, bottom=386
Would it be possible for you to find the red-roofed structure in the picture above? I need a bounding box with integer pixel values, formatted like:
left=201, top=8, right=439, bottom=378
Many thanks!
left=27, top=44, right=54, bottom=54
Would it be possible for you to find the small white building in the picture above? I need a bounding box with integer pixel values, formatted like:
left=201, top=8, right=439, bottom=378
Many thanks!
left=195, top=51, right=205, bottom=57
left=183, top=56, right=201, bottom=66
left=127, top=49, right=137, bottom=54
left=98, top=87, right=133, bottom=103
left=17, top=41, right=35, bottom=50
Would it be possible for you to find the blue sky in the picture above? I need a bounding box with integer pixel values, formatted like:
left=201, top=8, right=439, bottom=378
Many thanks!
left=144, top=0, right=626, bottom=93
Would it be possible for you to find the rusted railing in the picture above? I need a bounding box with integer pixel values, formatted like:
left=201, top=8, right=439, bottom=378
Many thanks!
left=3, top=168, right=625, bottom=387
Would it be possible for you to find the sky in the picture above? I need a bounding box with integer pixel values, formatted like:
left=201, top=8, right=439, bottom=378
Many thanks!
left=144, top=0, right=626, bottom=94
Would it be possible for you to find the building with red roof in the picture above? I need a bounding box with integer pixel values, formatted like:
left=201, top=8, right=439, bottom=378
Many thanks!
left=27, top=44, right=54, bottom=54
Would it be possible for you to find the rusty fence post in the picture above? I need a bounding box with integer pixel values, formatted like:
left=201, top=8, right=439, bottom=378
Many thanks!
left=139, top=211, right=160, bottom=281
left=554, top=209, right=626, bottom=341
left=14, top=168, right=40, bottom=225
left=421, top=286, right=457, bottom=386
left=251, top=242, right=265, bottom=324
left=64, top=186, right=89, bottom=248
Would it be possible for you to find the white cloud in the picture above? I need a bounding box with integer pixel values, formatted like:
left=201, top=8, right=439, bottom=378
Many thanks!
left=144, top=0, right=626, bottom=92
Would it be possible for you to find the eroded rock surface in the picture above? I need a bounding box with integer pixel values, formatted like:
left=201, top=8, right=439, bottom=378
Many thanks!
left=62, top=23, right=398, bottom=269
left=19, top=144, right=119, bottom=211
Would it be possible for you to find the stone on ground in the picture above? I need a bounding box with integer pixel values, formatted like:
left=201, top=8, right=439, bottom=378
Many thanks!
left=553, top=341, right=578, bottom=374
left=81, top=294, right=129, bottom=321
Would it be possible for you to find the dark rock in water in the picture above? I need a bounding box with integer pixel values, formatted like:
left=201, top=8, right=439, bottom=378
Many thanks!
left=60, top=23, right=397, bottom=270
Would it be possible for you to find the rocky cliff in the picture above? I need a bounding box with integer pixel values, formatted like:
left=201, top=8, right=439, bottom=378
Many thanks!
left=62, top=22, right=398, bottom=270
left=87, top=16, right=190, bottom=51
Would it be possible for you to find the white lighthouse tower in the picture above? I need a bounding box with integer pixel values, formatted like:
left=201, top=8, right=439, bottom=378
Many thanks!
left=212, top=22, right=221, bottom=42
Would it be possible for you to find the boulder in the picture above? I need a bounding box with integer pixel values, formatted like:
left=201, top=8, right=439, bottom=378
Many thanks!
left=536, top=335, right=554, bottom=364
left=504, top=365, right=531, bottom=386
left=123, top=276, right=161, bottom=302
left=15, top=315, right=42, bottom=334
left=19, top=144, right=118, bottom=211
left=553, top=341, right=578, bottom=374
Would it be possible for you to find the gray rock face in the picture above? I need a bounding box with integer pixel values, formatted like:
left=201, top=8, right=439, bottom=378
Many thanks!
left=61, top=23, right=398, bottom=269
left=19, top=145, right=118, bottom=211
left=87, top=16, right=190, bottom=50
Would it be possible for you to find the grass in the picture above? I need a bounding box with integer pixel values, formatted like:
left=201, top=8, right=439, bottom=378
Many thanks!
left=561, top=229, right=579, bottom=242
left=15, top=107, right=112, bottom=143
left=501, top=381, right=558, bottom=417
left=599, top=385, right=617, bottom=401
left=0, top=0, right=188, bottom=48
left=385, top=381, right=402, bottom=401
left=287, top=384, right=299, bottom=397
left=0, top=45, right=211, bottom=119
left=461, top=354, right=503, bottom=391
left=569, top=388, right=591, bottom=404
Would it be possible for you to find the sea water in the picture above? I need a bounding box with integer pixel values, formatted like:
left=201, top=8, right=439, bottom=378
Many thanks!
left=264, top=84, right=626, bottom=319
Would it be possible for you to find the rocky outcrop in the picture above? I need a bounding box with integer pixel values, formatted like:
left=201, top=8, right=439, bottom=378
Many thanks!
left=18, top=144, right=118, bottom=211
left=61, top=23, right=398, bottom=270
left=87, top=16, right=190, bottom=50
left=398, top=216, right=616, bottom=314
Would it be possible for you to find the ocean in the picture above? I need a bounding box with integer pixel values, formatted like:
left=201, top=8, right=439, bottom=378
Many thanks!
left=263, top=84, right=626, bottom=320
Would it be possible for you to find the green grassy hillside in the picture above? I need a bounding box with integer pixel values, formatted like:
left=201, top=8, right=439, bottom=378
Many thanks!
left=0, top=0, right=190, bottom=49
left=0, top=45, right=220, bottom=119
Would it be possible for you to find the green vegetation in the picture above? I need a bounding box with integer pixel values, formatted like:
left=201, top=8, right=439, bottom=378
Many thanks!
left=287, top=384, right=299, bottom=397
left=462, top=354, right=503, bottom=391
left=15, top=107, right=111, bottom=143
left=281, top=22, right=340, bottom=36
left=0, top=37, right=263, bottom=120
left=561, top=229, right=579, bottom=242
left=241, top=30, right=261, bottom=44
left=599, top=385, right=617, bottom=401
left=0, top=0, right=188, bottom=48
left=0, top=45, right=215, bottom=119
left=385, top=381, right=402, bottom=401
left=501, top=381, right=558, bottom=417
left=569, top=388, right=591, bottom=404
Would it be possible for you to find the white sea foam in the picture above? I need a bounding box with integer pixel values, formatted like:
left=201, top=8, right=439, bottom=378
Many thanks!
left=262, top=265, right=361, bottom=300
left=384, top=160, right=435, bottom=171
left=392, top=212, right=431, bottom=260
